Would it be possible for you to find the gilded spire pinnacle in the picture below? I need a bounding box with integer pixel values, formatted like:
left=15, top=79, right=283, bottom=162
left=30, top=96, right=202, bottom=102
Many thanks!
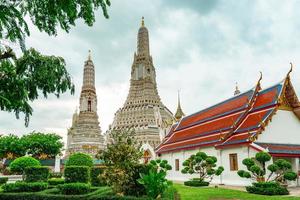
left=234, top=82, right=241, bottom=96
left=175, top=90, right=185, bottom=121
left=141, top=16, right=145, bottom=27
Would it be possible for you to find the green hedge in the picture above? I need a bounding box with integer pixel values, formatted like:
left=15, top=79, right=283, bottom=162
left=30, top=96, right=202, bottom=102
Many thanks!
left=184, top=180, right=209, bottom=187
left=91, top=167, right=106, bottom=186
left=246, top=182, right=289, bottom=195
left=2, top=181, right=48, bottom=192
left=0, top=177, right=8, bottom=185
left=48, top=178, right=65, bottom=186
left=58, top=183, right=91, bottom=195
left=25, top=166, right=49, bottom=182
left=64, top=166, right=90, bottom=183
left=66, top=153, right=93, bottom=167
left=49, top=172, right=63, bottom=178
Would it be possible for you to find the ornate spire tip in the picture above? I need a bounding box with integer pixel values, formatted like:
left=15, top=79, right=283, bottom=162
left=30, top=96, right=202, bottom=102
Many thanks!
left=141, top=16, right=145, bottom=27
left=88, top=50, right=91, bottom=60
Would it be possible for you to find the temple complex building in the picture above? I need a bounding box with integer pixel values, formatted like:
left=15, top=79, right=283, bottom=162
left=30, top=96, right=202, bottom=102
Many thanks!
left=66, top=51, right=105, bottom=157
left=107, top=18, right=175, bottom=162
left=156, top=66, right=300, bottom=186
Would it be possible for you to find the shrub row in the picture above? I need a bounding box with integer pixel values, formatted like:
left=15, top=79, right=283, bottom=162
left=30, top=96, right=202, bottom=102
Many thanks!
left=0, top=177, right=8, bottom=185
left=58, top=183, right=91, bottom=195
left=49, top=172, right=63, bottom=178
left=246, top=182, right=289, bottom=195
left=64, top=166, right=90, bottom=183
left=184, top=180, right=209, bottom=187
left=25, top=166, right=49, bottom=182
left=2, top=181, right=48, bottom=192
left=48, top=178, right=65, bottom=186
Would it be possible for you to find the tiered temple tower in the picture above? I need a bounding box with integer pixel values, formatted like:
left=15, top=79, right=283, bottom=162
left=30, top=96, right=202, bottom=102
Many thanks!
left=107, top=18, right=174, bottom=162
left=66, top=51, right=105, bottom=157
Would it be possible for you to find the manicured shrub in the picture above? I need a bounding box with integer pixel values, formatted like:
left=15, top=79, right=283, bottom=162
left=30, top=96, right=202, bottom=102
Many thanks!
left=0, top=177, right=8, bottom=185
left=57, top=183, right=91, bottom=195
left=91, top=166, right=106, bottom=186
left=25, top=166, right=49, bottom=182
left=66, top=152, right=93, bottom=167
left=2, top=181, right=48, bottom=192
left=49, top=172, right=63, bottom=178
left=9, top=156, right=41, bottom=175
left=64, top=166, right=90, bottom=183
left=184, top=180, right=209, bottom=187
left=48, top=178, right=65, bottom=185
left=246, top=182, right=289, bottom=195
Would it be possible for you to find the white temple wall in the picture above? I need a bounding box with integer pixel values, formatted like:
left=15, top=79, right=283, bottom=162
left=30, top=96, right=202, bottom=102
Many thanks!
left=256, top=110, right=300, bottom=144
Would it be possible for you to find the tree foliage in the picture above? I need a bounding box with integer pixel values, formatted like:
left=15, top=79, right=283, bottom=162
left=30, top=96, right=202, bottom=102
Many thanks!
left=238, top=152, right=297, bottom=184
left=0, top=134, right=26, bottom=159
left=22, top=132, right=64, bottom=159
left=0, top=0, right=111, bottom=125
left=138, top=159, right=172, bottom=199
left=0, top=132, right=63, bottom=159
left=181, top=151, right=224, bottom=183
left=97, top=129, right=143, bottom=194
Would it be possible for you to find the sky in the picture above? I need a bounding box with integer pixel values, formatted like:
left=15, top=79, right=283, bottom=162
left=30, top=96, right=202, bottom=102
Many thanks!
left=1, top=0, right=300, bottom=146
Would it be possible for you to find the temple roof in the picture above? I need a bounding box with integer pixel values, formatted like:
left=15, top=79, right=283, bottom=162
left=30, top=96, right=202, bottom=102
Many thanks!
left=156, top=67, right=300, bottom=154
left=254, top=142, right=300, bottom=157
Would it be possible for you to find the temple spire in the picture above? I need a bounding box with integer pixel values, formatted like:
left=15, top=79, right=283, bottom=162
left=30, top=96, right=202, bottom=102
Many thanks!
left=82, top=50, right=95, bottom=89
left=175, top=90, right=185, bottom=121
left=137, top=16, right=150, bottom=56
left=234, top=82, right=241, bottom=96
left=88, top=50, right=91, bottom=60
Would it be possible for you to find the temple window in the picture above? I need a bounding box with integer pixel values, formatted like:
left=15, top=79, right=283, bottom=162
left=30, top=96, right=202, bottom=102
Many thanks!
left=88, top=100, right=92, bottom=111
left=229, top=153, right=238, bottom=171
left=175, top=159, right=180, bottom=171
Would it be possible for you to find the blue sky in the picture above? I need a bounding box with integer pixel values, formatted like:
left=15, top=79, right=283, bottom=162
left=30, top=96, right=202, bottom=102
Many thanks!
left=1, top=0, right=300, bottom=145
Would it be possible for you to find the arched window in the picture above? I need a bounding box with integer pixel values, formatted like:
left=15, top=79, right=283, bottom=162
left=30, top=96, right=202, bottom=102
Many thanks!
left=88, top=100, right=91, bottom=111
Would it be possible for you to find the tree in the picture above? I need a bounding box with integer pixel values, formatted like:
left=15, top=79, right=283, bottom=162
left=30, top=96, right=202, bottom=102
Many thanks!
left=138, top=159, right=172, bottom=199
left=0, top=134, right=26, bottom=159
left=9, top=156, right=41, bottom=180
left=66, top=152, right=93, bottom=167
left=238, top=152, right=297, bottom=184
left=21, top=132, right=64, bottom=159
left=97, top=129, right=143, bottom=194
left=181, top=151, right=224, bottom=183
left=0, top=0, right=111, bottom=126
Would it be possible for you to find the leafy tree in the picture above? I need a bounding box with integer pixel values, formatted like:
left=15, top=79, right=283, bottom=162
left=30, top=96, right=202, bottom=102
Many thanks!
left=181, top=151, right=224, bottom=183
left=66, top=152, right=93, bottom=167
left=238, top=152, right=297, bottom=184
left=0, top=134, right=26, bottom=159
left=138, top=159, right=172, bottom=199
left=21, top=132, right=64, bottom=159
left=0, top=0, right=111, bottom=126
left=97, top=129, right=143, bottom=194
left=9, top=156, right=41, bottom=180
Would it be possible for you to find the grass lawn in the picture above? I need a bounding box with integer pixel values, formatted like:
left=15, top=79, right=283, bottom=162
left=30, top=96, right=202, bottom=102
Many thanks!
left=174, top=184, right=300, bottom=200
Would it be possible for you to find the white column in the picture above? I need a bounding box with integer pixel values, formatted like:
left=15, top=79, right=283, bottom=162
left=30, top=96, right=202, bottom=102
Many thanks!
left=295, top=158, right=300, bottom=187
left=54, top=155, right=61, bottom=173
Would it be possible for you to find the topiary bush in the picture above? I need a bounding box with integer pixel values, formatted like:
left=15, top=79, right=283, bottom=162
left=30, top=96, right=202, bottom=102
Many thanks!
left=64, top=166, right=90, bottom=183
left=9, top=156, right=41, bottom=177
left=184, top=180, right=209, bottom=187
left=0, top=177, right=8, bottom=185
left=181, top=151, right=224, bottom=185
left=246, top=182, right=289, bottom=195
left=25, top=166, right=49, bottom=182
left=2, top=181, right=48, bottom=192
left=48, top=178, right=65, bottom=186
left=57, top=183, right=91, bottom=195
left=91, top=166, right=106, bottom=186
left=66, top=153, right=93, bottom=167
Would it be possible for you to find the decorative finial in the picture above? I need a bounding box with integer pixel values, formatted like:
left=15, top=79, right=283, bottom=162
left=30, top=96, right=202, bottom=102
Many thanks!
left=234, top=82, right=241, bottom=96
left=175, top=90, right=185, bottom=121
left=88, top=50, right=91, bottom=60
left=259, top=71, right=263, bottom=82
left=287, top=62, right=293, bottom=77
left=141, top=16, right=145, bottom=27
